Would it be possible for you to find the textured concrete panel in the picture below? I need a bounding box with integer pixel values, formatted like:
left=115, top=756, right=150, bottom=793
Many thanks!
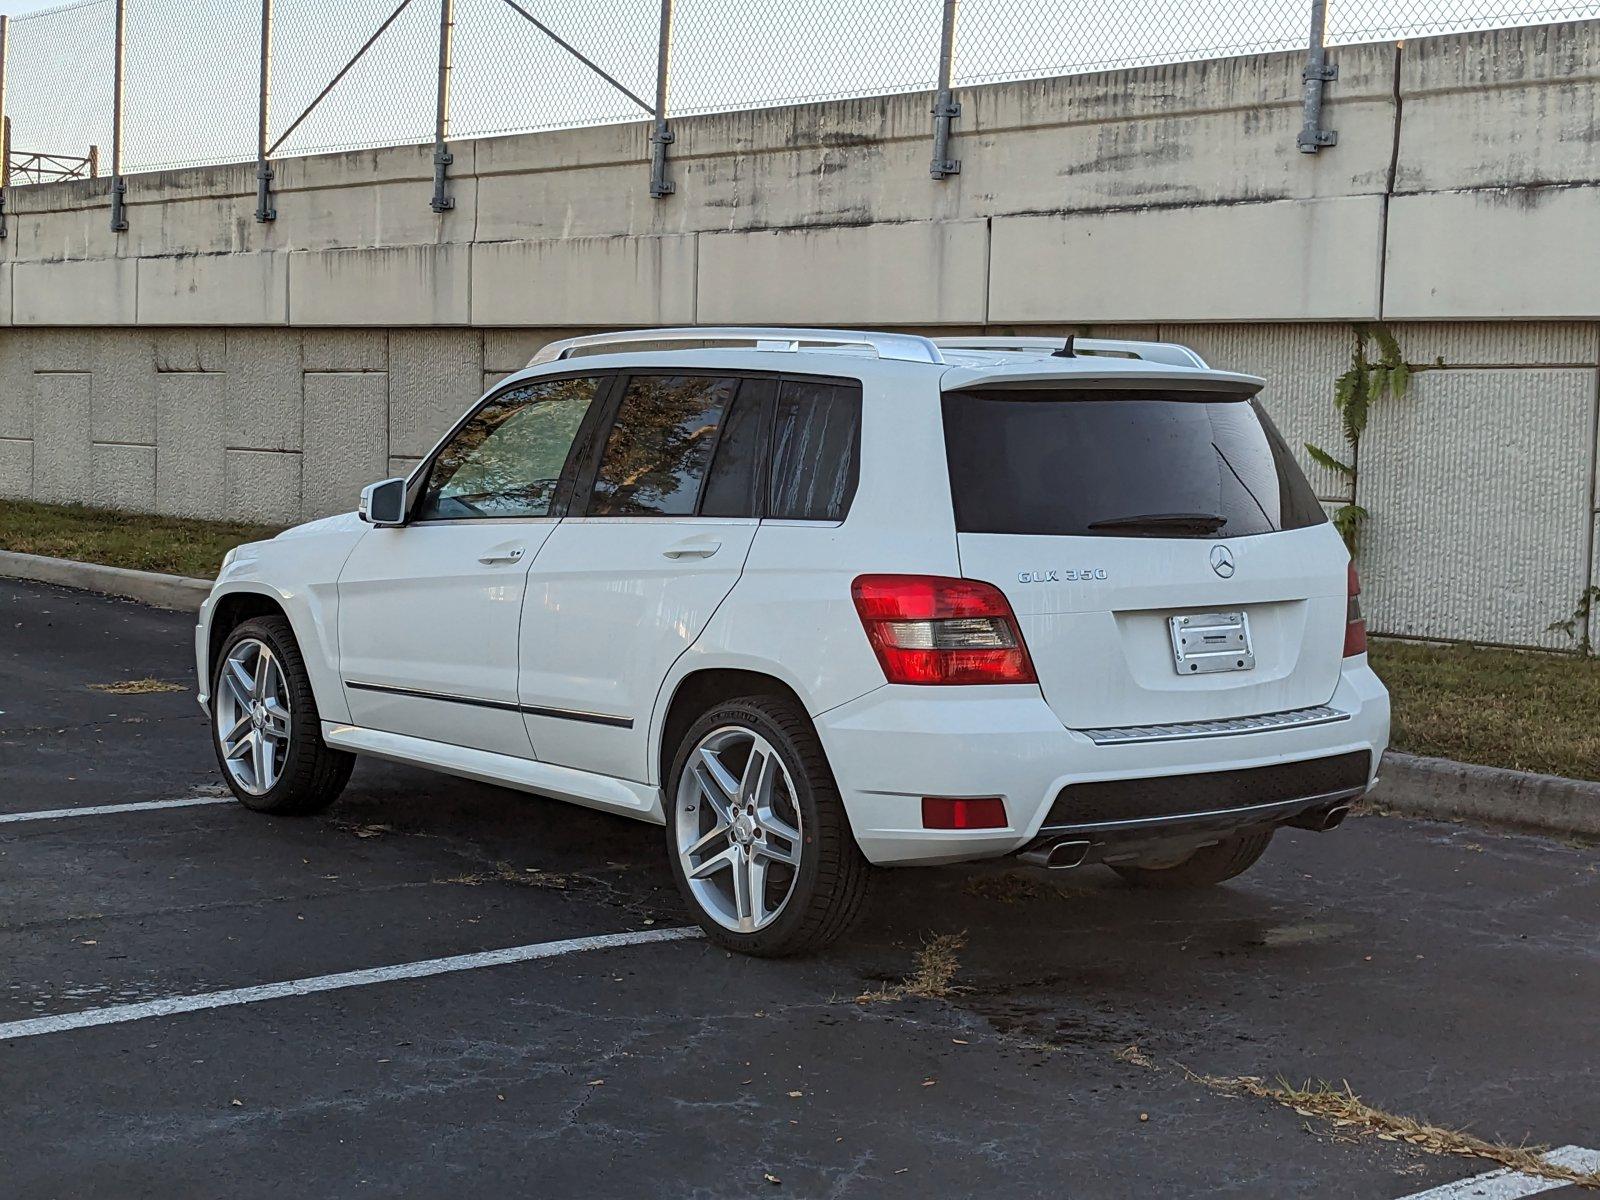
left=698, top=222, right=989, bottom=326
left=1390, top=323, right=1600, bottom=367
left=1385, top=189, right=1600, bottom=319
left=13, top=259, right=137, bottom=326
left=484, top=330, right=561, bottom=373
left=91, top=331, right=157, bottom=446
left=302, top=331, right=387, bottom=372
left=87, top=443, right=157, bottom=511
left=32, top=373, right=93, bottom=504
left=388, top=455, right=422, bottom=482
left=138, top=253, right=289, bottom=325
left=0, top=336, right=33, bottom=439
left=1160, top=323, right=1355, bottom=501
left=0, top=264, right=10, bottom=326
left=471, top=236, right=696, bottom=327
left=153, top=331, right=227, bottom=374
left=387, top=330, right=481, bottom=459
left=288, top=246, right=470, bottom=326
left=991, top=197, right=1385, bottom=323
left=1360, top=368, right=1595, bottom=648
left=225, top=330, right=303, bottom=452
left=302, top=372, right=388, bottom=520
left=225, top=450, right=303, bottom=526
left=0, top=439, right=33, bottom=498
left=155, top=373, right=227, bottom=518
left=27, top=329, right=95, bottom=372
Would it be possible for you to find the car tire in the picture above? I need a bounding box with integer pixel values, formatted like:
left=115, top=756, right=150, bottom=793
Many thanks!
left=665, top=695, right=872, bottom=957
left=211, top=614, right=354, bottom=815
left=1110, top=829, right=1274, bottom=890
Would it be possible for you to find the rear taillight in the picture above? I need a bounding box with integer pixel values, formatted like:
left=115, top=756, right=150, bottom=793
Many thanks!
left=851, top=574, right=1038, bottom=685
left=1344, top=562, right=1368, bottom=657
left=922, top=796, right=1008, bottom=830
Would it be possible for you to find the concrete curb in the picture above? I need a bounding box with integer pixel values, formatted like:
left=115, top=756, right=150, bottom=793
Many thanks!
left=1371, top=751, right=1600, bottom=840
left=0, top=550, right=211, bottom=611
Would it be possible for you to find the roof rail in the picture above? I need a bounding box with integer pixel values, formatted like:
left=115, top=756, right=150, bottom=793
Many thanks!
left=529, top=327, right=946, bottom=367
left=932, top=336, right=1211, bottom=370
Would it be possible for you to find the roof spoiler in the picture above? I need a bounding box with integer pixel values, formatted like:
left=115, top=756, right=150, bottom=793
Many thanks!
left=933, top=336, right=1211, bottom=370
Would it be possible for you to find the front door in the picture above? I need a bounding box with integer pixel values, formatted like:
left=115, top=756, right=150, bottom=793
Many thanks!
left=338, top=373, right=610, bottom=758
left=518, top=373, right=768, bottom=782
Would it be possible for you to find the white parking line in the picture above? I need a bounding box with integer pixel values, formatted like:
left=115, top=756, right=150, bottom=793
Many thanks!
left=1394, top=1147, right=1600, bottom=1199
left=0, top=926, right=702, bottom=1041
left=0, top=795, right=236, bottom=825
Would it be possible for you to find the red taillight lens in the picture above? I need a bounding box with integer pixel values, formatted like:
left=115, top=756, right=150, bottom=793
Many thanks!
left=921, top=796, right=1008, bottom=830
left=1344, top=562, right=1367, bottom=657
left=851, top=574, right=1038, bottom=685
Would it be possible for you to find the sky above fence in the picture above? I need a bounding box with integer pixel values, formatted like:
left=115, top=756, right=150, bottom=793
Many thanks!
left=2, top=0, right=1596, bottom=176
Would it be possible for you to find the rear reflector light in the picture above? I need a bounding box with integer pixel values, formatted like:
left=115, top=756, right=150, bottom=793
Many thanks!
left=922, top=796, right=1008, bottom=830
left=1344, top=562, right=1368, bottom=657
left=851, top=574, right=1038, bottom=685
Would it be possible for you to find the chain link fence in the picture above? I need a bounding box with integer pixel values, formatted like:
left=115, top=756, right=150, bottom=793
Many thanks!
left=0, top=0, right=1595, bottom=197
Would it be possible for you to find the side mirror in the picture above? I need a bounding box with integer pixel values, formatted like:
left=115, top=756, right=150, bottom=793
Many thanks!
left=359, top=478, right=408, bottom=527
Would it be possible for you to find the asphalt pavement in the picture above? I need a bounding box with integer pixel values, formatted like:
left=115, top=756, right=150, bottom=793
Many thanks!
left=2, top=577, right=1596, bottom=1199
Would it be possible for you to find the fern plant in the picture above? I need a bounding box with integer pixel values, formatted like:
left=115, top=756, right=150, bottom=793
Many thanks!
left=1548, top=585, right=1600, bottom=657
left=1306, top=323, right=1421, bottom=555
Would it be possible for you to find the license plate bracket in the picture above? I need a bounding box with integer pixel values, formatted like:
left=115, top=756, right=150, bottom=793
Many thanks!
left=1169, top=611, right=1255, bottom=675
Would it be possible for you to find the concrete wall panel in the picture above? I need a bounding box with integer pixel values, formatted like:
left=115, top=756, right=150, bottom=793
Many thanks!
left=302, top=331, right=387, bottom=372
left=13, top=259, right=137, bottom=326
left=387, top=330, right=482, bottom=460
left=1385, top=188, right=1600, bottom=319
left=990, top=197, right=1385, bottom=324
left=154, top=331, right=227, bottom=374
left=0, top=337, right=34, bottom=439
left=302, top=372, right=388, bottom=520
left=0, top=438, right=32, bottom=498
left=288, top=246, right=470, bottom=326
left=138, top=253, right=289, bottom=325
left=1392, top=322, right=1600, bottom=367
left=698, top=221, right=989, bottom=326
left=31, top=373, right=93, bottom=505
left=0, top=264, right=11, bottom=327
left=155, top=372, right=227, bottom=518
left=224, top=330, right=304, bottom=452
left=1360, top=368, right=1596, bottom=647
left=90, top=332, right=157, bottom=446
left=87, top=443, right=157, bottom=512
left=483, top=330, right=561, bottom=374
left=471, top=236, right=696, bottom=327
left=225, top=450, right=303, bottom=526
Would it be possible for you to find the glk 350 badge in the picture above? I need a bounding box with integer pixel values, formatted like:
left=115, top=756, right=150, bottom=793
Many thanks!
left=1018, top=568, right=1108, bottom=583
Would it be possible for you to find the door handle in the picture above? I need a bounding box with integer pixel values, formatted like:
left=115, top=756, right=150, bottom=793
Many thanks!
left=662, top=539, right=721, bottom=560
left=478, top=546, right=526, bottom=565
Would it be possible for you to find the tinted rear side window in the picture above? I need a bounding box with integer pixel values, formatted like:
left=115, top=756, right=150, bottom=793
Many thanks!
left=769, top=379, right=861, bottom=521
left=941, top=389, right=1326, bottom=538
left=699, top=379, right=773, bottom=518
left=588, top=375, right=739, bottom=516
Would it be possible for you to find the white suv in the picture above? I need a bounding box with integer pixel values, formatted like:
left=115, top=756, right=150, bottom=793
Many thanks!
left=196, top=328, right=1390, bottom=956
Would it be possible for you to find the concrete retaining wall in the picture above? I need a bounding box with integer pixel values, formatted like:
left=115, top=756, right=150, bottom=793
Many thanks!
left=1, top=22, right=1598, bottom=650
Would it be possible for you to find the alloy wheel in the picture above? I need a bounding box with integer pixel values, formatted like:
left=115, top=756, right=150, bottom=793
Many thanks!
left=674, top=726, right=805, bottom=933
left=214, top=637, right=292, bottom=796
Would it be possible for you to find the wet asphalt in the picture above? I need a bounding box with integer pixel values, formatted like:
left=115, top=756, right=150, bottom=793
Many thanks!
left=1, top=577, right=1597, bottom=1199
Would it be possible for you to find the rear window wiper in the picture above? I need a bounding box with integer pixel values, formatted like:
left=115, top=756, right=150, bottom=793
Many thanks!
left=1086, top=512, right=1228, bottom=534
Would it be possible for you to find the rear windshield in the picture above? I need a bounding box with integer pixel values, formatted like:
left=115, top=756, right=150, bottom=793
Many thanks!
left=942, top=388, right=1326, bottom=538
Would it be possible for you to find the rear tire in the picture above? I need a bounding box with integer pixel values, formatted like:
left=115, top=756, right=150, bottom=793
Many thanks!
left=211, top=615, right=353, bottom=815
left=1111, top=829, right=1273, bottom=890
left=665, top=695, right=872, bottom=957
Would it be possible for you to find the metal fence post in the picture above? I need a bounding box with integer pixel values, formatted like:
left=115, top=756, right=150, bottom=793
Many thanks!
left=0, top=15, right=10, bottom=240
left=255, top=0, right=276, bottom=221
left=110, top=0, right=128, bottom=230
left=648, top=0, right=674, bottom=198
left=1298, top=0, right=1337, bottom=152
left=930, top=0, right=960, bottom=179
left=430, top=0, right=454, bottom=212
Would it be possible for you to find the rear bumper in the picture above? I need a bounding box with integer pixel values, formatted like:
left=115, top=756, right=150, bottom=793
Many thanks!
left=813, top=657, right=1390, bottom=866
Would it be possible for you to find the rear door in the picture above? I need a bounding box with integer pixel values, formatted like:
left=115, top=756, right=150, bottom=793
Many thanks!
left=517, top=372, right=770, bottom=782
left=941, top=385, right=1347, bottom=730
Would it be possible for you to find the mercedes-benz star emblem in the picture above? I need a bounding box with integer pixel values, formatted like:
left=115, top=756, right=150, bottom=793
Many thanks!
left=1209, top=544, right=1236, bottom=579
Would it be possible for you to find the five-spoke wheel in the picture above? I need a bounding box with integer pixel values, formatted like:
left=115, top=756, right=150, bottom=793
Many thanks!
left=214, top=637, right=292, bottom=796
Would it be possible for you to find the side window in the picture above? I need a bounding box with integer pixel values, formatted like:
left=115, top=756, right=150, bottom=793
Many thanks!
left=588, top=375, right=739, bottom=516
left=769, top=378, right=862, bottom=521
left=415, top=376, right=602, bottom=520
left=699, top=378, right=773, bottom=518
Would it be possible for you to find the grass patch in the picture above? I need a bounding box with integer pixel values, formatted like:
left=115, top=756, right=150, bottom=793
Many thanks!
left=0, top=499, right=282, bottom=579
left=856, top=933, right=966, bottom=1004
left=1190, top=1071, right=1600, bottom=1189
left=1370, top=639, right=1600, bottom=781
left=87, top=678, right=186, bottom=695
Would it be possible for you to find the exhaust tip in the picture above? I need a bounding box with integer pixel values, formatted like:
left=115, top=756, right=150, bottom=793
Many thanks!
left=1319, top=804, right=1352, bottom=831
left=1043, top=839, right=1091, bottom=869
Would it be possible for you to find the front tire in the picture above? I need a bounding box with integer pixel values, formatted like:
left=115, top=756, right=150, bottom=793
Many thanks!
left=1111, top=829, right=1274, bottom=890
left=211, top=615, right=353, bottom=815
left=665, top=695, right=872, bottom=957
